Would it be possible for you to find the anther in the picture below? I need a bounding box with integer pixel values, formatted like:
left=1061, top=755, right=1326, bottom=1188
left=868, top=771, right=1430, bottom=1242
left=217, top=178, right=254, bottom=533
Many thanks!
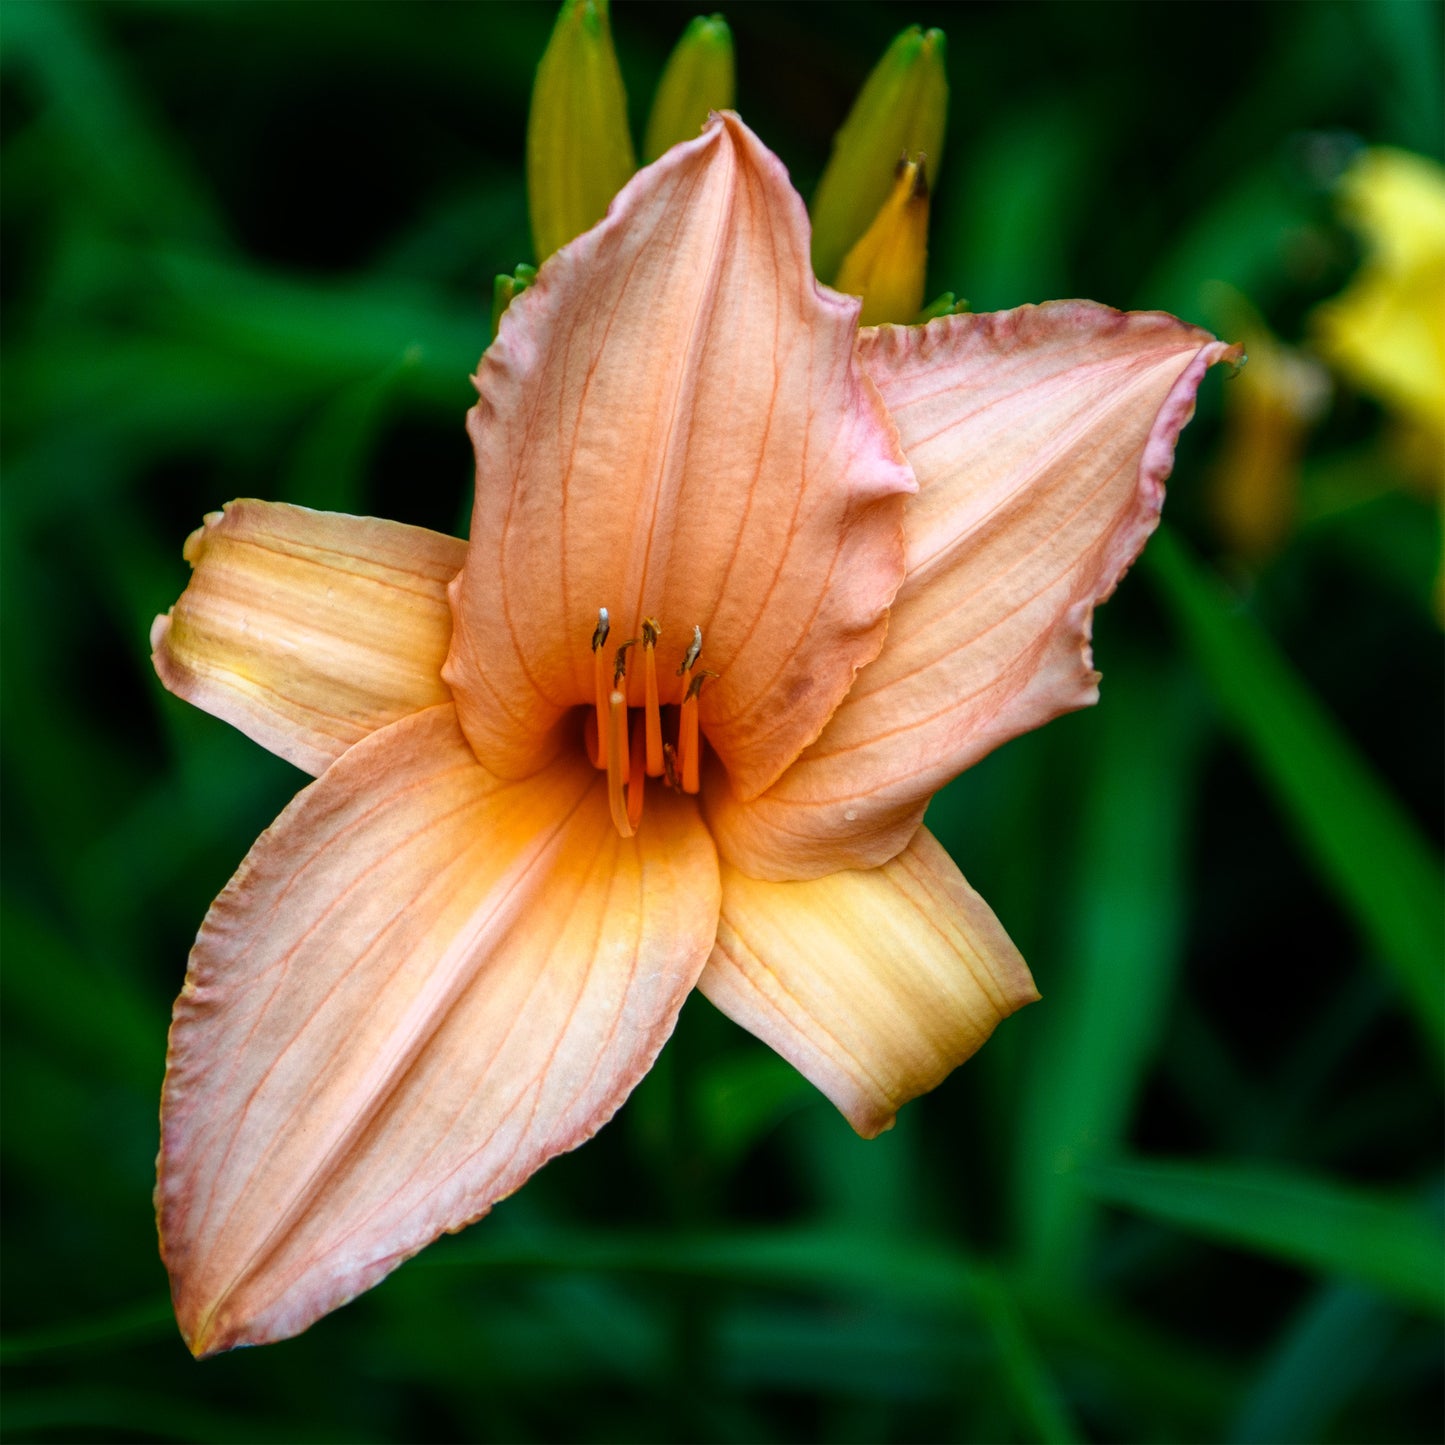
left=641, top=617, right=664, bottom=778
left=606, top=690, right=634, bottom=838
left=677, top=624, right=703, bottom=677
left=613, top=638, right=638, bottom=687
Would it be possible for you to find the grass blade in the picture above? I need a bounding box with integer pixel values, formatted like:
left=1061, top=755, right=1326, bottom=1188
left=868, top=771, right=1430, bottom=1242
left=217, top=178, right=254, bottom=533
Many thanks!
left=1145, top=528, right=1444, bottom=1052
left=1080, top=1157, right=1445, bottom=1314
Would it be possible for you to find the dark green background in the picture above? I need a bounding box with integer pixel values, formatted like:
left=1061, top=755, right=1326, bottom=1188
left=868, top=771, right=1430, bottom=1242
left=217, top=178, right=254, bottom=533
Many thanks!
left=3, top=2, right=1441, bottom=1441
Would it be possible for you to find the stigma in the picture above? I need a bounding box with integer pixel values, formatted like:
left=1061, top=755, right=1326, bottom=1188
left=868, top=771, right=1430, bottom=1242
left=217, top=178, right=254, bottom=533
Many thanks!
left=589, top=608, right=713, bottom=836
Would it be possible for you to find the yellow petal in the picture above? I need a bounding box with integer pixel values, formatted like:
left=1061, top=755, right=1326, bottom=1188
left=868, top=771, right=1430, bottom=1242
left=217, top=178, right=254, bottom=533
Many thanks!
left=1313, top=148, right=1445, bottom=441
left=699, top=827, right=1037, bottom=1138
left=707, top=303, right=1238, bottom=879
left=151, top=501, right=464, bottom=775
left=642, top=14, right=735, bottom=163
left=810, top=25, right=948, bottom=284
left=159, top=704, right=719, bottom=1354
left=833, top=155, right=930, bottom=327
left=449, top=114, right=913, bottom=796
left=527, top=0, right=637, bottom=262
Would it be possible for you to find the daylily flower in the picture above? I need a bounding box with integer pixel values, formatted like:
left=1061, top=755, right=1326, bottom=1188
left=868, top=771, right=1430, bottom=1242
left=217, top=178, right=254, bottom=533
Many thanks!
left=151, top=114, right=1235, bottom=1355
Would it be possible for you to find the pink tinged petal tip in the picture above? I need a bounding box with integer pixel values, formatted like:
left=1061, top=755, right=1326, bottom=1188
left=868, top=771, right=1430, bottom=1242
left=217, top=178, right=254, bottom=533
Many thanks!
left=708, top=302, right=1241, bottom=881
left=151, top=502, right=466, bottom=775
left=158, top=704, right=719, bottom=1355
left=446, top=111, right=913, bottom=797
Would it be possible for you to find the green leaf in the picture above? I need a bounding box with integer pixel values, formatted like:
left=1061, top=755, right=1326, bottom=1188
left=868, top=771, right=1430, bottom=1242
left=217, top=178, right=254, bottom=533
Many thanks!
left=426, top=1226, right=1079, bottom=1441
left=1080, top=1158, right=1445, bottom=1314
left=0, top=1299, right=173, bottom=1365
left=1015, top=657, right=1205, bottom=1287
left=1228, top=1282, right=1397, bottom=1444
left=1145, top=528, right=1445, bottom=1052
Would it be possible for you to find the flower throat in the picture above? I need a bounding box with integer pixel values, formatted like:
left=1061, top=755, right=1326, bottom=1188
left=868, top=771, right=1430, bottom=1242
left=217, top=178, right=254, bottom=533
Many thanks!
left=588, top=608, right=716, bottom=838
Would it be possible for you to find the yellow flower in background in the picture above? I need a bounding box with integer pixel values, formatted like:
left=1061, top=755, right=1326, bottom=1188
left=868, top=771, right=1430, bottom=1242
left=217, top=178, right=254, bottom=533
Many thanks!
left=1312, top=147, right=1445, bottom=485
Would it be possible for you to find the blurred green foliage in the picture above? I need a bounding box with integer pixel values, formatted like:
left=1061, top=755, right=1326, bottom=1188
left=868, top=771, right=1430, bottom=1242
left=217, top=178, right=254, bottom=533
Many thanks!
left=2, top=1, right=1441, bottom=1441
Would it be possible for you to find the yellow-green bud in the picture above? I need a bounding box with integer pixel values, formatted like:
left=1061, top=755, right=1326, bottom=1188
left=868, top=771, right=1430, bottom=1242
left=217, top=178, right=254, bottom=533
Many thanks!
left=526, top=0, right=637, bottom=263
left=834, top=156, right=930, bottom=326
left=644, top=15, right=735, bottom=163
left=810, top=26, right=948, bottom=284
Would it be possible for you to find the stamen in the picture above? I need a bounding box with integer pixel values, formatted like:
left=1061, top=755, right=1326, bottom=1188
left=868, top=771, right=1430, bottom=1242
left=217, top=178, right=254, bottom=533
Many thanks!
left=613, top=638, right=638, bottom=686
left=627, top=701, right=646, bottom=830
left=641, top=617, right=664, bottom=777
left=678, top=669, right=717, bottom=796
left=662, top=740, right=679, bottom=792
left=612, top=640, right=636, bottom=784
left=606, top=690, right=634, bottom=838
left=590, top=608, right=610, bottom=770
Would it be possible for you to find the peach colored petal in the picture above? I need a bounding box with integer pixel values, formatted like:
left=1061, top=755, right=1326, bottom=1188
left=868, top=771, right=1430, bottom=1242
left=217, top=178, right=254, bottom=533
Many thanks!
left=447, top=112, right=913, bottom=795
left=699, top=826, right=1037, bottom=1137
left=158, top=704, right=718, bottom=1355
left=152, top=501, right=465, bottom=775
left=708, top=303, right=1240, bottom=879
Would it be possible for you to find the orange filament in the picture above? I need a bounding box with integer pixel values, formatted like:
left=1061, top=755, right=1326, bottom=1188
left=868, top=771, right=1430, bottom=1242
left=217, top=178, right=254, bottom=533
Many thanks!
left=606, top=690, right=634, bottom=838
left=627, top=703, right=646, bottom=830
left=678, top=670, right=715, bottom=796
left=679, top=692, right=700, bottom=794
left=641, top=618, right=664, bottom=777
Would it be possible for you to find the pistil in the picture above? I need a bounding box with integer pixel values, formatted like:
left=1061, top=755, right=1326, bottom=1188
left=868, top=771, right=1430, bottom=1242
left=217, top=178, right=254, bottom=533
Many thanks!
left=606, top=689, right=634, bottom=838
left=627, top=704, right=647, bottom=830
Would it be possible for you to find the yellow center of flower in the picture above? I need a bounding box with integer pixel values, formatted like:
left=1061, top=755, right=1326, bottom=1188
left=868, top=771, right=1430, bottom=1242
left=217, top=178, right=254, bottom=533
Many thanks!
left=587, top=608, right=715, bottom=837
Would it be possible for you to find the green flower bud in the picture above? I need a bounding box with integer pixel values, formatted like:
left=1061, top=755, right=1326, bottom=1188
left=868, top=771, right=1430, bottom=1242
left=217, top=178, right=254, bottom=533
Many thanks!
left=643, top=15, right=736, bottom=163
left=527, top=0, right=636, bottom=263
left=490, top=263, right=538, bottom=339
left=810, top=26, right=948, bottom=284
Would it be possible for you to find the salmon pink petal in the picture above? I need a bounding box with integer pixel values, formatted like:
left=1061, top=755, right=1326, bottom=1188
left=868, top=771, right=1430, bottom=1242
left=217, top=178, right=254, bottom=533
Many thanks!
left=158, top=704, right=718, bottom=1355
left=152, top=501, right=465, bottom=775
left=708, top=303, right=1240, bottom=879
left=699, top=827, right=1037, bottom=1137
left=447, top=112, right=913, bottom=795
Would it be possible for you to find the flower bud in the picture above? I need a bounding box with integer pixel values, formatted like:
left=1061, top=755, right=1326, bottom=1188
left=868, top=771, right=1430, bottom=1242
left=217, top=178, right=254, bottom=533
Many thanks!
left=643, top=15, right=735, bottom=163
left=527, top=0, right=636, bottom=262
left=490, top=263, right=538, bottom=339
left=834, top=156, right=930, bottom=326
left=810, top=25, right=948, bottom=283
